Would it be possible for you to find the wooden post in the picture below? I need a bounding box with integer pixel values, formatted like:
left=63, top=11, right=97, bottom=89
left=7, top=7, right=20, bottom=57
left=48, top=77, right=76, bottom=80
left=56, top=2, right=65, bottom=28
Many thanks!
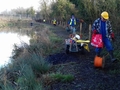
left=64, top=22, right=66, bottom=28
left=89, top=24, right=92, bottom=40
left=60, top=21, right=61, bottom=27
left=63, top=21, right=64, bottom=28
left=57, top=21, right=58, bottom=25
left=80, top=23, right=82, bottom=36
left=62, top=21, right=64, bottom=27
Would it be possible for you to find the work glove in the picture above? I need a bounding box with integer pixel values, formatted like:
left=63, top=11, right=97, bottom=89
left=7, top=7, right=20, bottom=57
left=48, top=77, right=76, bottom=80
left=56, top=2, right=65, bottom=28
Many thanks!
left=110, top=32, right=115, bottom=42
left=93, top=30, right=99, bottom=34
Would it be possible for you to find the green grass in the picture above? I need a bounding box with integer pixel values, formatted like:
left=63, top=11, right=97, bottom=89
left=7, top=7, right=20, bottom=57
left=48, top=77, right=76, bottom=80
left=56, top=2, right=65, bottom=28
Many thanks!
left=40, top=72, right=74, bottom=86
left=17, top=64, right=36, bottom=90
left=51, top=73, right=74, bottom=82
left=2, top=54, right=48, bottom=90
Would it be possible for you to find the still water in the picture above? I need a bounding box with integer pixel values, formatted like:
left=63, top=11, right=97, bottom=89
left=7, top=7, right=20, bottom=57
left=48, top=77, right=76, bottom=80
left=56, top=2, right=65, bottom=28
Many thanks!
left=0, top=28, right=31, bottom=68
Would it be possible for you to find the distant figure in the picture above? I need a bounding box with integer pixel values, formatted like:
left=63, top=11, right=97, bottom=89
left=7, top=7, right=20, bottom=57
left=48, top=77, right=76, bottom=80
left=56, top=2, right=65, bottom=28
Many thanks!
left=68, top=14, right=78, bottom=34
left=30, top=22, right=33, bottom=26
left=52, top=18, right=56, bottom=26
left=30, top=21, right=34, bottom=26
left=43, top=19, right=46, bottom=23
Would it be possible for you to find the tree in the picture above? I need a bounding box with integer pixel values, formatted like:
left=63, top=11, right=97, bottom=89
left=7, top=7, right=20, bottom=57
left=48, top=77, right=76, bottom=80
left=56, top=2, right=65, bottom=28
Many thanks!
left=39, top=0, right=52, bottom=19
left=26, top=7, right=36, bottom=18
left=50, top=0, right=78, bottom=21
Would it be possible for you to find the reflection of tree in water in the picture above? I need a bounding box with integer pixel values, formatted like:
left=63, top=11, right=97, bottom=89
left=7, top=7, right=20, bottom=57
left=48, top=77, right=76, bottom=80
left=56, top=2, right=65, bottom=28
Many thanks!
left=0, top=23, right=46, bottom=42
left=0, top=25, right=33, bottom=36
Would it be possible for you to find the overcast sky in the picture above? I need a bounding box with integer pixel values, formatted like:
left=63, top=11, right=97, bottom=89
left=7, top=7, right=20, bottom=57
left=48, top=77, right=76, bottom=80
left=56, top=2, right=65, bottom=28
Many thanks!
left=0, top=0, right=40, bottom=13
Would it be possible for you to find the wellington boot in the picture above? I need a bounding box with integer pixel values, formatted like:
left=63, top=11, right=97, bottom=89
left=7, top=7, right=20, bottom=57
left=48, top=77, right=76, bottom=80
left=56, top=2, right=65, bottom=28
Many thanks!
left=109, top=51, right=117, bottom=63
left=111, top=58, right=117, bottom=63
left=96, top=52, right=100, bottom=57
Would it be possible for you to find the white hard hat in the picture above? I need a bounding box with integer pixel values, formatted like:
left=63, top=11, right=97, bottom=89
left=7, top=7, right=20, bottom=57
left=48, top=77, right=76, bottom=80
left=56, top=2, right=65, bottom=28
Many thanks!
left=75, top=34, right=80, bottom=40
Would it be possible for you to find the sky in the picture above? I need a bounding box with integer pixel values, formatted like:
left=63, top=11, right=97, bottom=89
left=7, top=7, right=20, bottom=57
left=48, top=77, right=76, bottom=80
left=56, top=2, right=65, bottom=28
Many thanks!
left=0, top=0, right=40, bottom=13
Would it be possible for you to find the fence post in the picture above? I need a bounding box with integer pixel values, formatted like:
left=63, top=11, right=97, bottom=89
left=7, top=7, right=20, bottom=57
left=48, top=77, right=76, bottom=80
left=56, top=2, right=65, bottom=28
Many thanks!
left=80, top=22, right=82, bottom=36
left=63, top=22, right=66, bottom=28
left=62, top=21, right=64, bottom=27
left=89, top=24, right=92, bottom=40
left=60, top=21, right=61, bottom=27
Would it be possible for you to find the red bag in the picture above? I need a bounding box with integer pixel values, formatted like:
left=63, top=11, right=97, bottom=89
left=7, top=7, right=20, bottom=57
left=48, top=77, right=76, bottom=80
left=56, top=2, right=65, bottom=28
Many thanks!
left=91, top=34, right=103, bottom=48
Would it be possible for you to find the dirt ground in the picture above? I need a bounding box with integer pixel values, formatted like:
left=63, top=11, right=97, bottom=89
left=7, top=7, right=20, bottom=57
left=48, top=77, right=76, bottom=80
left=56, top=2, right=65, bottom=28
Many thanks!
left=44, top=24, right=120, bottom=90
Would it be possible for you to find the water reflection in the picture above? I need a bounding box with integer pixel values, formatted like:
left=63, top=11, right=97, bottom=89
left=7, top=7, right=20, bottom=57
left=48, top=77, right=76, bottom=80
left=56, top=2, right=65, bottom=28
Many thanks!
left=0, top=26, right=32, bottom=36
left=0, top=30, right=30, bottom=68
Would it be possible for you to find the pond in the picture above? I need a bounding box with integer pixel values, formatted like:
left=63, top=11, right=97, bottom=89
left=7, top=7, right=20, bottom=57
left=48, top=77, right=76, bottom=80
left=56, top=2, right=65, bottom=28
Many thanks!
left=0, top=27, right=31, bottom=68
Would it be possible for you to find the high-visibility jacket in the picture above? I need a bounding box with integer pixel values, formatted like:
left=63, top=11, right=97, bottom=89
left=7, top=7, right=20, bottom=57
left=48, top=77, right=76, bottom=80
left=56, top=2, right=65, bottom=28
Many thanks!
left=43, top=19, right=45, bottom=22
left=53, top=20, right=56, bottom=24
left=70, top=18, right=76, bottom=26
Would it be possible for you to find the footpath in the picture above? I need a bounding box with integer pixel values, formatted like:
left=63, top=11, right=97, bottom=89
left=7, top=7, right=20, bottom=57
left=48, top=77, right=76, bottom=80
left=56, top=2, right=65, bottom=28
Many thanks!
left=44, top=24, right=120, bottom=90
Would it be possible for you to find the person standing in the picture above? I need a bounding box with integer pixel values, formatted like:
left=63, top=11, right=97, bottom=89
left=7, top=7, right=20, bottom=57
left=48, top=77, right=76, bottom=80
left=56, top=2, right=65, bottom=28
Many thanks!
left=68, top=14, right=77, bottom=34
left=43, top=19, right=46, bottom=23
left=92, top=11, right=117, bottom=62
left=53, top=18, right=56, bottom=26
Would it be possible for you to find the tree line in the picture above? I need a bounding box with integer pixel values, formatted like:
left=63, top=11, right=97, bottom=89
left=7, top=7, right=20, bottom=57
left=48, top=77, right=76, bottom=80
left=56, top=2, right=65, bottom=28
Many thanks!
left=1, top=0, right=120, bottom=33
left=39, top=0, right=120, bottom=33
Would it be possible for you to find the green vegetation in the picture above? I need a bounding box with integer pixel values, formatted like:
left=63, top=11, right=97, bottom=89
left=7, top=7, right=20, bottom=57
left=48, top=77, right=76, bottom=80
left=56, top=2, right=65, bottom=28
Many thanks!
left=1, top=0, right=120, bottom=32
left=41, top=72, right=74, bottom=86
left=40, top=0, right=120, bottom=32
left=0, top=0, right=120, bottom=89
left=51, top=73, right=74, bottom=82
left=0, top=24, right=74, bottom=90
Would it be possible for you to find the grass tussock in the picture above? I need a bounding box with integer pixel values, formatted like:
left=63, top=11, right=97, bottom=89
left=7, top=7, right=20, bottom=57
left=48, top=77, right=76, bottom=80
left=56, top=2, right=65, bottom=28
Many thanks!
left=29, top=26, right=63, bottom=56
left=41, top=72, right=74, bottom=86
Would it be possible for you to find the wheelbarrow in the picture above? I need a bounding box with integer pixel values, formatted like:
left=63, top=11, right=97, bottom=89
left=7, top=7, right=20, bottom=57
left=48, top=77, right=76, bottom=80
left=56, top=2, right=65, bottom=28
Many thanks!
left=65, top=39, right=90, bottom=54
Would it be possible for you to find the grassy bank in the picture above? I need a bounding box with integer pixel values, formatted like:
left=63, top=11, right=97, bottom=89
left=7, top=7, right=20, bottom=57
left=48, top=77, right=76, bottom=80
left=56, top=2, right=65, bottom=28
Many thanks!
left=0, top=24, right=74, bottom=90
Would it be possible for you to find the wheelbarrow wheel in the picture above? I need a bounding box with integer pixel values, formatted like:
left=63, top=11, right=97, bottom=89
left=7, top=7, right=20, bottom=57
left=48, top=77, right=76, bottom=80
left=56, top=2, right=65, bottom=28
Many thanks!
left=78, top=46, right=85, bottom=55
left=81, top=46, right=85, bottom=54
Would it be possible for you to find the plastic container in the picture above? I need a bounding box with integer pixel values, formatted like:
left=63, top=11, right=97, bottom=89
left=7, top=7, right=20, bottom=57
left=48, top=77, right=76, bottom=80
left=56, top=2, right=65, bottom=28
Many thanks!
left=94, top=56, right=105, bottom=68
